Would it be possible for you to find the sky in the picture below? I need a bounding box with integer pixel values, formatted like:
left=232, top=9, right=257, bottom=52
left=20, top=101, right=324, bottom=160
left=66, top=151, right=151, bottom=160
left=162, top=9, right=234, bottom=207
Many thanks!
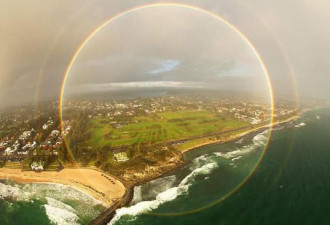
left=0, top=0, right=329, bottom=107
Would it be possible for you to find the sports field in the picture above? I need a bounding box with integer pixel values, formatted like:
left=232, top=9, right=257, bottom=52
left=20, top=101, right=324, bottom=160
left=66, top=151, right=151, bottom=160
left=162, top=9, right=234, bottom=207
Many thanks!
left=87, top=110, right=248, bottom=148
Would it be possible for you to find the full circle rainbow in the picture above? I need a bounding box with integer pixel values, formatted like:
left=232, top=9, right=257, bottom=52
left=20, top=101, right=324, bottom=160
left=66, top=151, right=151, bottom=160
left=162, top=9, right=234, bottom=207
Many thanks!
left=59, top=2, right=275, bottom=216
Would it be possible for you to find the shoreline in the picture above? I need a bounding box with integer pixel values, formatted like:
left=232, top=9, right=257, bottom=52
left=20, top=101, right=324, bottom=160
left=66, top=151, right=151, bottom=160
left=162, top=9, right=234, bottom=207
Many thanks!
left=0, top=168, right=126, bottom=208
left=180, top=115, right=300, bottom=154
left=0, top=115, right=301, bottom=225
left=97, top=115, right=301, bottom=225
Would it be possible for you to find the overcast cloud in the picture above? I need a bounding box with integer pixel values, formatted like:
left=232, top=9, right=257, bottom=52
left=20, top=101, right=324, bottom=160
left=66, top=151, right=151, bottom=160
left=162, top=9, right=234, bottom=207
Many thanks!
left=0, top=0, right=329, bottom=107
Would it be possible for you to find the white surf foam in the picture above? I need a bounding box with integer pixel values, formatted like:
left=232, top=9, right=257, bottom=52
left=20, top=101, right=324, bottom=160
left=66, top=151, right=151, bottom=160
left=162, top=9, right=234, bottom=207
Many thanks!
left=273, top=126, right=284, bottom=131
left=44, top=197, right=79, bottom=225
left=110, top=184, right=189, bottom=225
left=180, top=162, right=217, bottom=186
left=190, top=154, right=209, bottom=169
left=44, top=204, right=79, bottom=225
left=252, top=130, right=269, bottom=145
left=232, top=156, right=242, bottom=161
left=45, top=197, right=76, bottom=213
left=214, top=130, right=268, bottom=160
left=131, top=175, right=176, bottom=204
left=0, top=182, right=32, bottom=201
left=214, top=146, right=254, bottom=159
left=110, top=161, right=218, bottom=224
left=295, top=122, right=306, bottom=128
left=22, top=182, right=102, bottom=206
left=109, top=130, right=270, bottom=224
left=0, top=181, right=104, bottom=224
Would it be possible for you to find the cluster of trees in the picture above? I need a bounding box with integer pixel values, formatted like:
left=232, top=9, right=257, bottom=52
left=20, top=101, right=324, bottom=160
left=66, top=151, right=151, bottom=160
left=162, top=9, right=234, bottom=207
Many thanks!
left=23, top=153, right=60, bottom=171
left=64, top=111, right=90, bottom=161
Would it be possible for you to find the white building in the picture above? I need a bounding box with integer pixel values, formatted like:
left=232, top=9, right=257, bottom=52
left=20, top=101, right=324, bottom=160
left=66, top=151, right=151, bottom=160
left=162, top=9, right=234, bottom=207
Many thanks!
left=31, top=161, right=44, bottom=172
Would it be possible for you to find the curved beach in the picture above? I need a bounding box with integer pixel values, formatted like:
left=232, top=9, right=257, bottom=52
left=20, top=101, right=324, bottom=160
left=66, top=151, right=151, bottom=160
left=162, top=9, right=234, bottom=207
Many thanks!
left=0, top=168, right=126, bottom=207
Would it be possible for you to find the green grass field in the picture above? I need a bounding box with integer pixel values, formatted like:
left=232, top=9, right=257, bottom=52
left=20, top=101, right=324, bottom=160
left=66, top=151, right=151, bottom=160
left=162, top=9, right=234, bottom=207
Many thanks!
left=86, top=110, right=248, bottom=149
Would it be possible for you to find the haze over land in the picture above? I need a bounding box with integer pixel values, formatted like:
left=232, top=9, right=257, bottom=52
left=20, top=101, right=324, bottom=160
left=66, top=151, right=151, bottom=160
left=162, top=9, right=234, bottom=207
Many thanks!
left=1, top=0, right=330, bottom=108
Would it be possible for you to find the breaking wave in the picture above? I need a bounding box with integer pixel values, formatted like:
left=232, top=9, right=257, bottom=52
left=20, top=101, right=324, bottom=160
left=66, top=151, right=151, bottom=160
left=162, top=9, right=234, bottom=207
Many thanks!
left=131, top=175, right=176, bottom=204
left=232, top=156, right=242, bottom=161
left=0, top=182, right=32, bottom=201
left=21, top=182, right=102, bottom=206
left=190, top=154, right=210, bottom=169
left=110, top=184, right=189, bottom=225
left=214, top=130, right=268, bottom=160
left=295, top=122, right=306, bottom=128
left=273, top=125, right=284, bottom=131
left=110, top=161, right=218, bottom=224
left=110, top=130, right=269, bottom=224
left=0, top=181, right=104, bottom=224
left=44, top=197, right=79, bottom=225
left=45, top=197, right=76, bottom=213
left=180, top=162, right=217, bottom=186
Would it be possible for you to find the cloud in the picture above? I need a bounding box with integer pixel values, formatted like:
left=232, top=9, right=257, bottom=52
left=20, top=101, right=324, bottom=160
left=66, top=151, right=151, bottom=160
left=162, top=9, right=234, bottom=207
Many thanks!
left=1, top=0, right=330, bottom=107
left=149, top=60, right=180, bottom=74
left=67, top=81, right=204, bottom=95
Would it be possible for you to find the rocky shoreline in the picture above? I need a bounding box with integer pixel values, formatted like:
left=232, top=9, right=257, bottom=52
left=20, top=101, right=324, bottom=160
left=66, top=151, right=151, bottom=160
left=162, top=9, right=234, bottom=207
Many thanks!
left=90, top=185, right=134, bottom=225
left=89, top=160, right=184, bottom=225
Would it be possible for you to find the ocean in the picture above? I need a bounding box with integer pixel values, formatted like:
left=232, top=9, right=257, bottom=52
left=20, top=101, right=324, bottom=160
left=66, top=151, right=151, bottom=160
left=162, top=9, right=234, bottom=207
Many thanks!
left=0, top=181, right=105, bottom=225
left=1, top=107, right=329, bottom=225
left=110, top=107, right=330, bottom=225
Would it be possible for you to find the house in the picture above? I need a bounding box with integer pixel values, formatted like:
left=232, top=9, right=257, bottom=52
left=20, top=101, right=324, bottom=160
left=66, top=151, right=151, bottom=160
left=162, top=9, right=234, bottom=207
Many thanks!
left=42, top=124, right=49, bottom=130
left=50, top=130, right=60, bottom=137
left=17, top=151, right=29, bottom=155
left=21, top=131, right=32, bottom=139
left=115, top=103, right=127, bottom=109
left=4, top=147, right=16, bottom=155
left=40, top=142, right=48, bottom=150
left=22, top=141, right=37, bottom=151
left=114, top=152, right=129, bottom=162
left=54, top=141, right=62, bottom=149
left=0, top=142, right=6, bottom=151
left=31, top=161, right=44, bottom=172
left=61, top=126, right=71, bottom=136
left=114, top=111, right=122, bottom=116
left=42, top=120, right=54, bottom=130
left=22, top=142, right=31, bottom=151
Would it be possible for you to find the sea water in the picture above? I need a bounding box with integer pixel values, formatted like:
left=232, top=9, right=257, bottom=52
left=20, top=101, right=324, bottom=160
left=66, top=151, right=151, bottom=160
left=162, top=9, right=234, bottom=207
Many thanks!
left=0, top=181, right=105, bottom=225
left=110, top=107, right=330, bottom=225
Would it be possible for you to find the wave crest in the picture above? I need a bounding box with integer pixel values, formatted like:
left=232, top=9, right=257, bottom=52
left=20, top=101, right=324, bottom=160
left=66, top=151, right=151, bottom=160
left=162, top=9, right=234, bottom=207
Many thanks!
left=44, top=204, right=79, bottom=225
left=110, top=161, right=218, bottom=224
left=215, top=130, right=268, bottom=159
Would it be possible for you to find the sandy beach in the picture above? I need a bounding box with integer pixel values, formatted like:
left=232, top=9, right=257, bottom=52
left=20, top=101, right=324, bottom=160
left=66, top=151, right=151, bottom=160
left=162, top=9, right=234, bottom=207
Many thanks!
left=0, top=168, right=126, bottom=207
